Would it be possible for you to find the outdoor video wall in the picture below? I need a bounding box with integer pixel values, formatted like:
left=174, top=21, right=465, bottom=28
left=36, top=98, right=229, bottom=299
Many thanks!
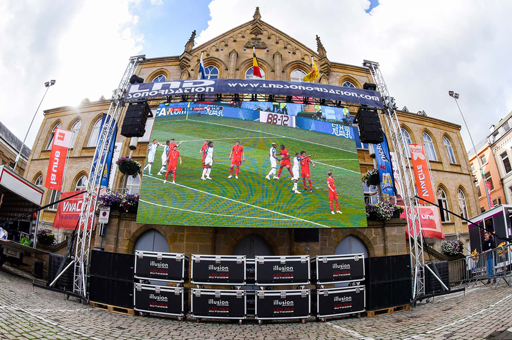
left=136, top=101, right=367, bottom=228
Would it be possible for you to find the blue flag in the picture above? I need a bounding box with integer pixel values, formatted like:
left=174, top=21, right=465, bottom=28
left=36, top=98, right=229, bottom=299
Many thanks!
left=199, top=52, right=206, bottom=80
left=374, top=134, right=395, bottom=196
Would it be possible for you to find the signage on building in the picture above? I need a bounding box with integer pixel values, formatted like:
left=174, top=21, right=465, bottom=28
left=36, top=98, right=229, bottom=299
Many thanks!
left=125, top=79, right=384, bottom=109
left=373, top=134, right=395, bottom=196
left=90, top=114, right=117, bottom=187
left=409, top=144, right=434, bottom=201
left=390, top=152, right=403, bottom=197
left=98, top=206, right=110, bottom=224
left=485, top=181, right=494, bottom=208
left=53, top=191, right=87, bottom=230
left=403, top=206, right=445, bottom=239
left=44, top=128, right=72, bottom=191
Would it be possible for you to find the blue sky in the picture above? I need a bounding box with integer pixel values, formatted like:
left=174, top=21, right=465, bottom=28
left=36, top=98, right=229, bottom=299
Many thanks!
left=1, top=0, right=512, bottom=151
left=135, top=0, right=211, bottom=58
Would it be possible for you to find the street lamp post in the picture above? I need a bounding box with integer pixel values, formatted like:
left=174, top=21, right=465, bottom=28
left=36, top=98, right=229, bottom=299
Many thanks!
left=449, top=91, right=493, bottom=210
left=13, top=80, right=56, bottom=172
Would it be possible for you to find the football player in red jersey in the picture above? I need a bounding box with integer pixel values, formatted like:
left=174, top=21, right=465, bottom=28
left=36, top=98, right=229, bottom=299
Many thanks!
left=164, top=145, right=182, bottom=184
left=276, top=144, right=294, bottom=179
left=327, top=171, right=342, bottom=215
left=199, top=140, right=209, bottom=169
left=300, top=151, right=315, bottom=192
left=228, top=141, right=245, bottom=179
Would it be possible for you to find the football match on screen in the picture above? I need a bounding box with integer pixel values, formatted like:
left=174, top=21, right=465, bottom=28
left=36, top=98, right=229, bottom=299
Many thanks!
left=136, top=101, right=367, bottom=228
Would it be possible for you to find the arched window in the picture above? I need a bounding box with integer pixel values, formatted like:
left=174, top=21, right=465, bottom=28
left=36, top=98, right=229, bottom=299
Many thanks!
left=423, top=132, right=438, bottom=161
left=245, top=67, right=265, bottom=79
left=203, top=66, right=219, bottom=80
left=290, top=69, right=307, bottom=82
left=45, top=123, right=61, bottom=150
left=69, top=120, right=81, bottom=149
left=401, top=128, right=412, bottom=156
left=152, top=74, right=166, bottom=82
left=437, top=188, right=450, bottom=222
left=75, top=175, right=88, bottom=191
left=458, top=189, right=468, bottom=219
left=342, top=81, right=356, bottom=88
left=34, top=175, right=43, bottom=187
left=48, top=190, right=61, bottom=210
left=87, top=119, right=102, bottom=147
left=443, top=136, right=457, bottom=164
left=126, top=174, right=141, bottom=194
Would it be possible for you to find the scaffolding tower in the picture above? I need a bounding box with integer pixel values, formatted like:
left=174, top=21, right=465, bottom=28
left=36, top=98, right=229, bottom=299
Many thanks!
left=73, top=55, right=145, bottom=298
left=363, top=60, right=426, bottom=299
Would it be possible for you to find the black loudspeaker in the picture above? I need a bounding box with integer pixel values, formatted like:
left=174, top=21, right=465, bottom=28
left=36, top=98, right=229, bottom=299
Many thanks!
left=294, top=229, right=319, bottom=242
left=365, top=255, right=412, bottom=310
left=365, top=254, right=411, bottom=284
left=89, top=276, right=134, bottom=308
left=47, top=254, right=74, bottom=292
left=90, top=250, right=134, bottom=281
left=121, top=101, right=152, bottom=138
left=129, top=74, right=144, bottom=84
left=425, top=261, right=449, bottom=294
left=356, top=107, right=383, bottom=144
left=363, top=83, right=377, bottom=91
left=34, top=260, right=43, bottom=279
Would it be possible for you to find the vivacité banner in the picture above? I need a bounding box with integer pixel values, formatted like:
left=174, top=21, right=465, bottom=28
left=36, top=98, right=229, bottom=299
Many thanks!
left=409, top=144, right=434, bottom=201
left=53, top=191, right=86, bottom=230
left=125, top=79, right=384, bottom=108
left=44, top=128, right=72, bottom=191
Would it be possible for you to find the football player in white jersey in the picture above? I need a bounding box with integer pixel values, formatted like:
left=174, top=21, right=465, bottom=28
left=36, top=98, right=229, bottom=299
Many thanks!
left=201, top=141, right=214, bottom=180
left=265, top=142, right=279, bottom=180
left=291, top=152, right=301, bottom=194
left=143, top=139, right=163, bottom=176
left=157, top=140, right=170, bottom=176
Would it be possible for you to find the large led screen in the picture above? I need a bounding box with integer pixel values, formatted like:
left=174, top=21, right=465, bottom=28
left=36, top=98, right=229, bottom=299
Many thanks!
left=137, top=101, right=367, bottom=228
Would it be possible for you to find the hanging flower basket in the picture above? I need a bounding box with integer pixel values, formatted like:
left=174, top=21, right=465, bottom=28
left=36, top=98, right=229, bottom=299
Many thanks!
left=117, top=158, right=141, bottom=177
left=362, top=169, right=380, bottom=186
left=366, top=201, right=403, bottom=221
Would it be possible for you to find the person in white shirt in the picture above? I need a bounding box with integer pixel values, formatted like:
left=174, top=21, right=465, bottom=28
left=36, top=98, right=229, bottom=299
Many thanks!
left=201, top=141, right=214, bottom=180
left=143, top=139, right=163, bottom=176
left=265, top=142, right=279, bottom=180
left=291, top=152, right=301, bottom=194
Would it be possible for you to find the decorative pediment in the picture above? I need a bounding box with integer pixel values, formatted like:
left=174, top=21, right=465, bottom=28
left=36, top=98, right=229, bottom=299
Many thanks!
left=244, top=37, right=267, bottom=49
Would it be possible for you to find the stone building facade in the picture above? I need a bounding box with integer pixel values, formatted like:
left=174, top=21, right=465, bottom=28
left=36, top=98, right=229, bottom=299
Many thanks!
left=488, top=111, right=512, bottom=205
left=387, top=110, right=479, bottom=250
left=0, top=121, right=30, bottom=176
left=23, top=8, right=476, bottom=258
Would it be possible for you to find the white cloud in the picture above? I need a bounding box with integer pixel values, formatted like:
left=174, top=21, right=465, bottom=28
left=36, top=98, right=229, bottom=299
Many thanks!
left=197, top=0, right=512, bottom=150
left=150, top=0, right=163, bottom=5
left=0, top=0, right=144, bottom=150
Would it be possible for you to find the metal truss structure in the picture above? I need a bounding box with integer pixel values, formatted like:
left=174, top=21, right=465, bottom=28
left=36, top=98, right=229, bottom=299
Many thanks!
left=363, top=60, right=426, bottom=299
left=73, top=55, right=145, bottom=298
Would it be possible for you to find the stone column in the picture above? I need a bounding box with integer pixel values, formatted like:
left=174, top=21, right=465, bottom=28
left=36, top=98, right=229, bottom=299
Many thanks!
left=273, top=52, right=282, bottom=81
left=228, top=50, right=238, bottom=78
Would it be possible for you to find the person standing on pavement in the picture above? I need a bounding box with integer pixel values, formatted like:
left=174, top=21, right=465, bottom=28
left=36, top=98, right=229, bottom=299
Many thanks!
left=482, top=231, right=496, bottom=284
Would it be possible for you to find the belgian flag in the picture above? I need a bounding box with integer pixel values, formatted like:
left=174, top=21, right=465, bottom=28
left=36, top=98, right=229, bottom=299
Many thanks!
left=252, top=47, right=262, bottom=78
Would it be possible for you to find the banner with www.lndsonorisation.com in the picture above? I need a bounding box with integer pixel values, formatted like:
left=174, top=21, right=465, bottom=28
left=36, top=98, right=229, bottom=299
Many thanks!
left=125, top=79, right=384, bottom=109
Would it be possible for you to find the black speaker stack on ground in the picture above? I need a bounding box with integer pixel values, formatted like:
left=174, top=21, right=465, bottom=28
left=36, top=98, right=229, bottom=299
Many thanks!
left=365, top=254, right=412, bottom=311
left=425, top=261, right=450, bottom=295
left=47, top=254, right=74, bottom=292
left=121, top=101, right=152, bottom=138
left=89, top=250, right=135, bottom=309
left=355, top=106, right=383, bottom=144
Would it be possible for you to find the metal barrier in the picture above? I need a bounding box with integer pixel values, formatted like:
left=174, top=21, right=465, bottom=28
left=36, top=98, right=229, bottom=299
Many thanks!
left=448, top=244, right=512, bottom=288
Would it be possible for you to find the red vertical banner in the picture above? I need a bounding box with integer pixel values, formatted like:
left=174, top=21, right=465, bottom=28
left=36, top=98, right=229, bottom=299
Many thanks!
left=44, top=128, right=72, bottom=191
left=403, top=206, right=445, bottom=239
left=409, top=144, right=435, bottom=202
left=485, top=181, right=494, bottom=208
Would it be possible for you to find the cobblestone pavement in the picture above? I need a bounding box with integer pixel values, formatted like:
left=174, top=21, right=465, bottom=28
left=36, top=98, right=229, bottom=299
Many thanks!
left=1, top=270, right=512, bottom=340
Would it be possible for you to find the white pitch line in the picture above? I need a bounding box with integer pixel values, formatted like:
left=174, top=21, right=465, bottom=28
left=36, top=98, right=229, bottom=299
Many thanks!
left=187, top=117, right=358, bottom=155
left=326, top=322, right=375, bottom=340
left=144, top=175, right=332, bottom=228
left=140, top=199, right=290, bottom=221
left=402, top=293, right=512, bottom=340
left=311, top=158, right=359, bottom=161
left=315, top=161, right=360, bottom=174
left=179, top=136, right=269, bottom=143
